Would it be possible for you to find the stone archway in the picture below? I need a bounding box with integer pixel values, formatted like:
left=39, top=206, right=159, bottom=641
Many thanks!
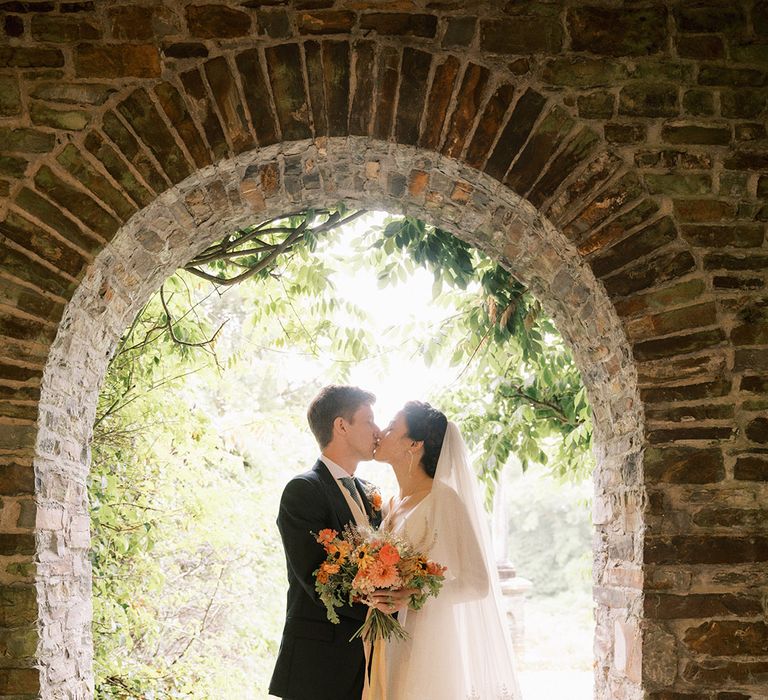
left=0, top=3, right=765, bottom=698
left=36, top=138, right=644, bottom=698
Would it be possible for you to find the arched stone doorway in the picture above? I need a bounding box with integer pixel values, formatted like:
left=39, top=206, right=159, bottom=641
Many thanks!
left=36, top=138, right=644, bottom=698
left=0, top=3, right=765, bottom=698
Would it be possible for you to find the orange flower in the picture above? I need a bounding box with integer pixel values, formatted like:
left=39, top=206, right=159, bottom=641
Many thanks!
left=368, top=560, right=400, bottom=588
left=426, top=561, right=447, bottom=577
left=317, top=529, right=337, bottom=546
left=370, top=491, right=382, bottom=511
left=378, top=542, right=401, bottom=566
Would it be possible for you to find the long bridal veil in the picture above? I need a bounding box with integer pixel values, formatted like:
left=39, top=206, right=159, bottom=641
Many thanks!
left=426, top=421, right=522, bottom=699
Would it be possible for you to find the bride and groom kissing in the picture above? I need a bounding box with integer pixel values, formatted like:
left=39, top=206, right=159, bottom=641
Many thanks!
left=269, top=385, right=521, bottom=700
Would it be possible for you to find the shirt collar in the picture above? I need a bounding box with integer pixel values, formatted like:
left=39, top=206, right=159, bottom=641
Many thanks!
left=320, top=455, right=354, bottom=480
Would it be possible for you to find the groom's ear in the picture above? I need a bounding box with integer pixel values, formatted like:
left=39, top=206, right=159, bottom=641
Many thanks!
left=332, top=416, right=346, bottom=437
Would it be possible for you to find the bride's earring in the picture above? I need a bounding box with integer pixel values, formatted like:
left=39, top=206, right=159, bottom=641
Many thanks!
left=407, top=450, right=414, bottom=478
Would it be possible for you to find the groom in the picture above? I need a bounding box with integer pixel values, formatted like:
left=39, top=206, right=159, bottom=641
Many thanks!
left=269, top=385, right=383, bottom=700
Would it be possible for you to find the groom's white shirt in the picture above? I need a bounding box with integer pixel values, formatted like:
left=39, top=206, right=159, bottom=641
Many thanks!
left=319, top=455, right=369, bottom=527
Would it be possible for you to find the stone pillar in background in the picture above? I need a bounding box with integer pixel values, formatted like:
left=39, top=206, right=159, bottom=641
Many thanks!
left=493, top=463, right=533, bottom=655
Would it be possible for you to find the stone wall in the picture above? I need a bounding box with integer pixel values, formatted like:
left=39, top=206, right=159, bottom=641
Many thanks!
left=0, top=1, right=765, bottom=698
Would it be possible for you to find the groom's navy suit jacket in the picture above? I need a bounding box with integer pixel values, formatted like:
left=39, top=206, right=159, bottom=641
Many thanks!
left=269, top=460, right=382, bottom=700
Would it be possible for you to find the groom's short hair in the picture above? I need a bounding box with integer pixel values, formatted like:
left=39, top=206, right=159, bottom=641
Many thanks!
left=307, top=385, right=376, bottom=448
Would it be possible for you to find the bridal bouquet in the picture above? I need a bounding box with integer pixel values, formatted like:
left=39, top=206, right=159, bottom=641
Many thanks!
left=313, top=524, right=446, bottom=642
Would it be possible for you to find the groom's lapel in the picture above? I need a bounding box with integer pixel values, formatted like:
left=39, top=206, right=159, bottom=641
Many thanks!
left=356, top=478, right=381, bottom=528
left=313, top=460, right=355, bottom=530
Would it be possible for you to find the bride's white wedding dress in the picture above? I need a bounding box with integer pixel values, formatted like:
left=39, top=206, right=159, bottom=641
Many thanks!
left=380, top=423, right=522, bottom=700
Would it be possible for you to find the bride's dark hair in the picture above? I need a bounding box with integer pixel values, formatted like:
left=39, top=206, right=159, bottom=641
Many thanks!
left=402, top=401, right=448, bottom=478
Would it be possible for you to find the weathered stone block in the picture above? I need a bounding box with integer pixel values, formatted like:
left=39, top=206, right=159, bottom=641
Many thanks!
left=480, top=16, right=562, bottom=54
left=676, top=3, right=745, bottom=32
left=673, top=199, right=736, bottom=223
left=360, top=13, right=436, bottom=38
left=298, top=10, right=354, bottom=34
left=646, top=536, right=768, bottom=564
left=0, top=46, right=64, bottom=67
left=735, top=122, right=767, bottom=141
left=699, top=66, right=767, bottom=86
left=676, top=34, right=725, bottom=60
left=603, top=249, right=696, bottom=297
left=163, top=42, right=208, bottom=59
left=484, top=88, right=546, bottom=181
left=633, top=328, right=725, bottom=362
left=644, top=174, right=711, bottom=195
left=505, top=105, right=574, bottom=194
left=682, top=89, right=715, bottom=116
left=75, top=43, right=160, bottom=78
left=683, top=659, right=768, bottom=685
left=0, top=128, right=54, bottom=154
left=465, top=83, right=514, bottom=168
left=265, top=44, right=312, bottom=142
left=185, top=4, right=251, bottom=38
left=0, top=667, right=39, bottom=694
left=529, top=126, right=600, bottom=207
left=443, top=16, right=475, bottom=48
left=724, top=150, right=768, bottom=170
left=395, top=47, right=431, bottom=146
left=117, top=88, right=194, bottom=184
left=615, top=279, right=704, bottom=318
left=644, top=446, right=724, bottom=483
left=645, top=592, right=762, bottom=619
left=605, top=122, right=646, bottom=144
left=256, top=8, right=291, bottom=38
left=734, top=455, right=768, bottom=480
left=0, top=76, right=21, bottom=117
left=0, top=465, right=34, bottom=497
left=542, top=57, right=628, bottom=88
left=568, top=5, right=667, bottom=56
left=234, top=48, right=279, bottom=147
left=348, top=41, right=375, bottom=138
left=620, top=83, right=678, bottom=117
left=685, top=621, right=768, bottom=655
left=591, top=216, right=678, bottom=278
left=203, top=55, right=255, bottom=153
left=577, top=91, right=614, bottom=119
left=29, top=102, right=89, bottom=130
left=721, top=89, right=767, bottom=118
left=153, top=82, right=211, bottom=169
left=34, top=164, right=120, bottom=238
left=31, top=14, right=99, bottom=41
left=413, top=52, right=455, bottom=144
left=4, top=16, right=24, bottom=38
left=442, top=63, right=490, bottom=158
left=746, top=416, right=768, bottom=443
left=661, top=124, right=731, bottom=145
left=682, top=224, right=764, bottom=248
left=28, top=81, right=114, bottom=105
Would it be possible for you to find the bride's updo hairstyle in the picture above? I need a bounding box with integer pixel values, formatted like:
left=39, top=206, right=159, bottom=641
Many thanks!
left=402, top=401, right=448, bottom=478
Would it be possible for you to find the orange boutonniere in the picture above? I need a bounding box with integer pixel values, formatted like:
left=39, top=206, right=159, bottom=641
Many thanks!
left=364, top=485, right=382, bottom=512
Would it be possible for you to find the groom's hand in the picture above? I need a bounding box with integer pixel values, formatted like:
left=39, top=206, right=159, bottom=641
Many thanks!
left=369, top=587, right=419, bottom=613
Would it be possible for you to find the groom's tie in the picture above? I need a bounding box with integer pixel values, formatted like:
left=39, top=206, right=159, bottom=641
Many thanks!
left=339, top=476, right=363, bottom=510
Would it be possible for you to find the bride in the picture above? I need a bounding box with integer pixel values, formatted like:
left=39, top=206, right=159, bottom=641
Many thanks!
left=369, top=401, right=522, bottom=700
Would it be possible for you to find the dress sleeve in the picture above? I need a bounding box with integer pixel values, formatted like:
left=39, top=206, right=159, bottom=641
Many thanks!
left=430, top=485, right=490, bottom=604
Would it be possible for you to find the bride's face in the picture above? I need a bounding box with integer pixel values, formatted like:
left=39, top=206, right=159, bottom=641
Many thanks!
left=374, top=412, right=411, bottom=465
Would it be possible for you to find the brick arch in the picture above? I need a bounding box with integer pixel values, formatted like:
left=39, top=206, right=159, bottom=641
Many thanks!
left=35, top=138, right=644, bottom=699
left=0, top=2, right=764, bottom=698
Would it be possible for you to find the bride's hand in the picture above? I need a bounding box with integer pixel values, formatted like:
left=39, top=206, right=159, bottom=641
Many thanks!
left=368, top=587, right=419, bottom=613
